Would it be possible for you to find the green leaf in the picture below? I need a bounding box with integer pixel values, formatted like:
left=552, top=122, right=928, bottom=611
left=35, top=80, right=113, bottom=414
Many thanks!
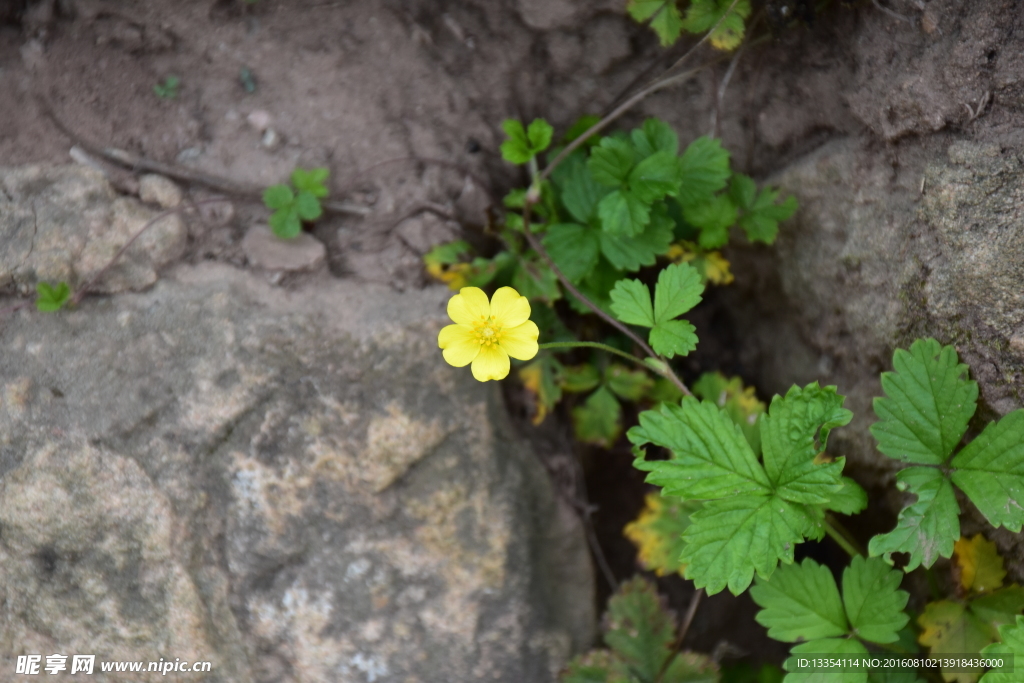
left=589, top=138, right=636, bottom=187
left=826, top=477, right=869, bottom=516
left=868, top=466, right=960, bottom=571
left=559, top=155, right=610, bottom=223
left=629, top=151, right=682, bottom=204
left=527, top=118, right=554, bottom=154
left=500, top=119, right=532, bottom=164
left=599, top=190, right=650, bottom=237
left=629, top=397, right=770, bottom=500
left=512, top=259, right=561, bottom=302
left=979, top=616, right=1024, bottom=683
left=871, top=338, right=978, bottom=465
left=649, top=319, right=698, bottom=359
left=607, top=364, right=655, bottom=401
left=560, top=650, right=633, bottom=683
left=750, top=558, right=849, bottom=642
left=563, top=115, right=603, bottom=146
left=543, top=223, right=601, bottom=283
left=738, top=188, right=798, bottom=244
left=573, top=386, right=622, bottom=447
left=422, top=240, right=471, bottom=266
left=269, top=207, right=302, bottom=239
left=35, top=281, right=71, bottom=312
left=263, top=184, right=294, bottom=209
left=610, top=279, right=655, bottom=327
left=868, top=670, right=925, bottom=683
left=685, top=195, right=738, bottom=249
left=599, top=208, right=675, bottom=271
left=295, top=190, right=323, bottom=220
left=562, top=364, right=602, bottom=393
left=950, top=409, right=1024, bottom=532
left=627, top=0, right=684, bottom=47
left=760, top=384, right=851, bottom=504
left=603, top=576, right=676, bottom=681
left=291, top=167, right=329, bottom=197
left=632, top=118, right=680, bottom=158
left=971, top=586, right=1024, bottom=626
left=784, top=638, right=869, bottom=683
left=681, top=0, right=752, bottom=51
left=680, top=494, right=811, bottom=595
left=842, top=555, right=910, bottom=644
left=662, top=652, right=719, bottom=683
left=654, top=262, right=704, bottom=323
left=729, top=173, right=758, bottom=209
left=692, top=372, right=766, bottom=455
left=677, top=136, right=731, bottom=207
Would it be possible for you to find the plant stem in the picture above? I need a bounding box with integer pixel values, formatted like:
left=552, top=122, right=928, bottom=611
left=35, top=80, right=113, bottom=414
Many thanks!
left=540, top=341, right=654, bottom=372
left=654, top=588, right=704, bottom=683
left=824, top=515, right=866, bottom=558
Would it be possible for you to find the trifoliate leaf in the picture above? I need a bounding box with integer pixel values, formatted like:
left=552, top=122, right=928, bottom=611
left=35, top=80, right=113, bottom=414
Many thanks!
left=543, top=223, right=601, bottom=283
left=624, top=493, right=698, bottom=576
left=269, top=206, right=302, bottom=239
left=954, top=535, right=1007, bottom=594
left=500, top=119, right=532, bottom=164
left=527, top=118, right=554, bottom=155
left=599, top=190, right=651, bottom=237
left=563, top=114, right=603, bottom=146
left=630, top=398, right=770, bottom=500
left=784, top=638, right=869, bottom=683
left=970, top=586, right=1024, bottom=627
left=603, top=576, right=676, bottom=681
left=826, top=477, right=869, bottom=516
left=590, top=138, right=636, bottom=187
left=627, top=0, right=684, bottom=47
left=680, top=494, right=812, bottom=595
left=263, top=183, right=294, bottom=209
left=607, top=364, right=655, bottom=401
left=35, top=281, right=71, bottom=312
left=562, top=363, right=602, bottom=393
left=842, top=555, right=910, bottom=644
left=760, top=384, right=851, bottom=504
left=630, top=151, right=682, bottom=204
left=632, top=118, right=680, bottom=158
left=685, top=195, right=738, bottom=249
left=750, top=558, right=849, bottom=642
left=295, top=190, right=322, bottom=220
left=610, top=279, right=655, bottom=327
left=559, top=155, right=610, bottom=223
left=291, top=167, right=329, bottom=197
left=677, top=136, right=731, bottom=206
left=573, top=386, right=622, bottom=447
left=980, top=616, right=1024, bottom=683
left=681, top=0, right=752, bottom=51
left=654, top=262, right=704, bottom=323
left=868, top=466, right=960, bottom=571
left=560, top=649, right=633, bottom=683
left=519, top=356, right=562, bottom=426
left=600, top=208, right=675, bottom=271
left=871, top=338, right=978, bottom=465
left=918, top=601, right=993, bottom=683
left=950, top=410, right=1024, bottom=532
left=738, top=188, right=798, bottom=244
left=692, top=372, right=765, bottom=454
left=650, top=319, right=698, bottom=359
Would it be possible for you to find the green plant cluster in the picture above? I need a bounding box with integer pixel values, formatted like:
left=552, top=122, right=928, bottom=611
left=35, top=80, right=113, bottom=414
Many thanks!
left=626, top=0, right=752, bottom=49
left=262, top=167, right=330, bottom=239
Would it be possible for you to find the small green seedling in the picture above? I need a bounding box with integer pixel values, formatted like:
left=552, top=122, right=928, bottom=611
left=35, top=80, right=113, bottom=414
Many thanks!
left=153, top=76, right=180, bottom=100
left=239, top=67, right=257, bottom=94
left=36, top=281, right=71, bottom=312
left=263, top=167, right=329, bottom=239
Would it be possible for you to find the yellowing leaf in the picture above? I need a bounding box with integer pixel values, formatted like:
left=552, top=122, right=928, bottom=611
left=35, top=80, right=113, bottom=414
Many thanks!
left=666, top=241, right=734, bottom=285
left=519, top=357, right=562, bottom=425
left=425, top=260, right=472, bottom=290
left=624, top=493, right=699, bottom=576
left=955, top=535, right=1006, bottom=594
left=703, top=251, right=734, bottom=285
left=918, top=601, right=994, bottom=683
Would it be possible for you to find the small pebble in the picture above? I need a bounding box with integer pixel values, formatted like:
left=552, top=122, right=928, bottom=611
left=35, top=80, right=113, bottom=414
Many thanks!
left=247, top=109, right=272, bottom=132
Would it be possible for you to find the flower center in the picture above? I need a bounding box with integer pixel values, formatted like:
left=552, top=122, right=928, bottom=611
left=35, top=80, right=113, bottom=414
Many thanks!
left=473, top=316, right=503, bottom=347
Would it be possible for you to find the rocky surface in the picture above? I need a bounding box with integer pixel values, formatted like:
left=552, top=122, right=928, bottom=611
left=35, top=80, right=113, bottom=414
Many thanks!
left=0, top=261, right=594, bottom=682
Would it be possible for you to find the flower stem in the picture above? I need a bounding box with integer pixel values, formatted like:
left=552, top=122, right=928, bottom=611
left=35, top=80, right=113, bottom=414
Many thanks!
left=539, top=341, right=654, bottom=372
left=824, top=515, right=866, bottom=558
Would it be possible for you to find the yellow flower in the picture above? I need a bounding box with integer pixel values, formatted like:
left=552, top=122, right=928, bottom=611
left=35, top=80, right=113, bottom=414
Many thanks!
left=438, top=286, right=539, bottom=382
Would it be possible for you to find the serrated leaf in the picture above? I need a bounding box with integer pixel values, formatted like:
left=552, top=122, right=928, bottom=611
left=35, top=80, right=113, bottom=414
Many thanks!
left=562, top=363, right=602, bottom=393
left=561, top=650, right=634, bottom=683
left=624, top=493, right=699, bottom=577
left=573, top=386, right=622, bottom=447
left=604, top=576, right=676, bottom=681
left=295, top=190, right=322, bottom=220
left=677, top=136, right=731, bottom=206
left=868, top=466, right=960, bottom=571
left=628, top=0, right=685, bottom=47
left=680, top=494, right=812, bottom=595
left=729, top=173, right=758, bottom=209
left=630, top=151, right=682, bottom=204
left=500, top=119, right=532, bottom=164
left=629, top=397, right=770, bottom=499
left=784, top=639, right=869, bottom=683
left=681, top=0, right=751, bottom=51
left=512, top=259, right=561, bottom=302
left=871, top=338, right=978, bottom=465
left=826, top=477, right=869, bottom=516
left=650, top=319, right=698, bottom=359
left=662, top=652, right=719, bottom=683
left=980, top=616, right=1024, bottom=683
left=918, top=601, right=993, bottom=683
left=544, top=223, right=601, bottom=283
left=654, top=262, right=704, bottom=324
left=270, top=206, right=301, bottom=239
left=842, top=555, right=910, bottom=644
left=954, top=535, right=1007, bottom=594
left=739, top=189, right=797, bottom=244
left=527, top=118, right=554, bottom=154
left=760, top=384, right=851, bottom=504
left=607, top=364, right=655, bottom=401
left=519, top=357, right=562, bottom=426
left=291, top=167, right=329, bottom=196
left=685, top=195, right=738, bottom=249
left=599, top=190, right=651, bottom=237
left=559, top=155, right=611, bottom=223
left=35, top=281, right=71, bottom=312
left=610, top=279, right=655, bottom=327
left=970, top=586, right=1024, bottom=627
left=590, top=138, right=636, bottom=187
left=632, top=118, right=679, bottom=158
left=692, top=372, right=765, bottom=455
left=750, top=558, right=849, bottom=642
left=564, top=115, right=603, bottom=146
left=950, top=410, right=1024, bottom=532
left=263, top=183, right=294, bottom=209
left=600, top=208, right=675, bottom=271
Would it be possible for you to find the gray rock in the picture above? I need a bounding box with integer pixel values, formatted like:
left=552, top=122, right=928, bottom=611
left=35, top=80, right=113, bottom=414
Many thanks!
left=0, top=261, right=594, bottom=682
left=0, top=165, right=186, bottom=295
left=138, top=173, right=183, bottom=208
left=241, top=224, right=327, bottom=273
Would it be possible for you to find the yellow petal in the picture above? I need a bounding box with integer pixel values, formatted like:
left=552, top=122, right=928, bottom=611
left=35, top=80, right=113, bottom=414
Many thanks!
left=499, top=320, right=539, bottom=361
left=447, top=287, right=490, bottom=325
left=438, top=324, right=480, bottom=367
left=489, top=286, right=531, bottom=328
left=471, top=344, right=510, bottom=381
